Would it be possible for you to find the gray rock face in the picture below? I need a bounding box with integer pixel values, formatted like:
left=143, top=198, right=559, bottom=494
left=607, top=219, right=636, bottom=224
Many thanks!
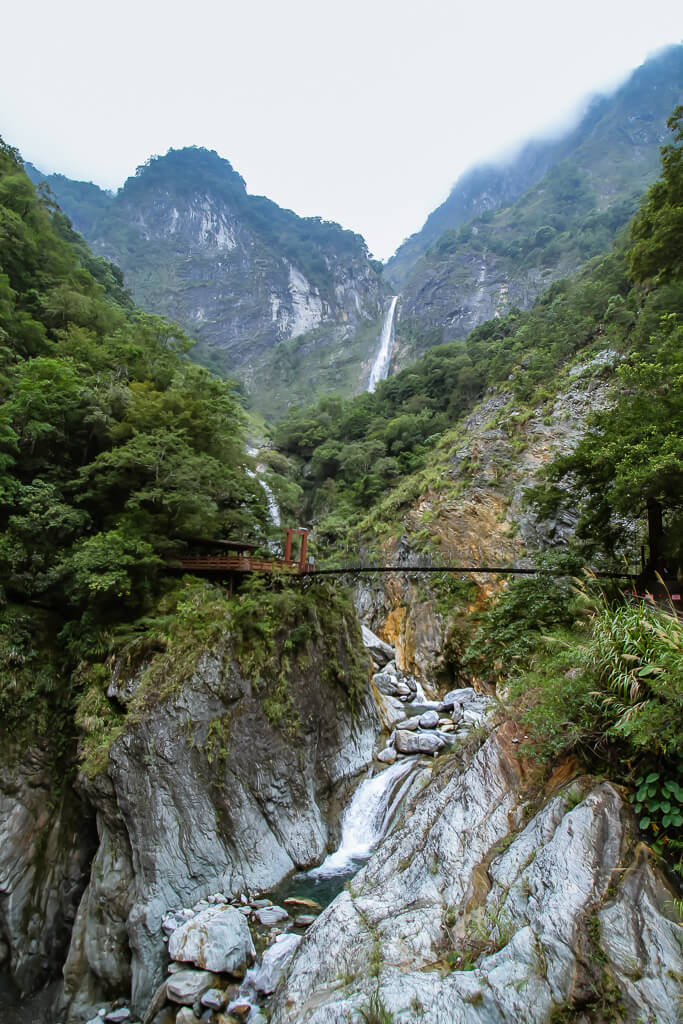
left=0, top=748, right=95, bottom=1002
left=168, top=905, right=255, bottom=975
left=61, top=778, right=135, bottom=1023
left=253, top=933, right=302, bottom=995
left=269, top=731, right=683, bottom=1023
left=360, top=625, right=395, bottom=667
left=60, top=623, right=379, bottom=1020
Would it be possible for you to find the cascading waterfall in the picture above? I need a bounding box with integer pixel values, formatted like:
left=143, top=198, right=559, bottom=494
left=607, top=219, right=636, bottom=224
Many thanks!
left=309, top=756, right=419, bottom=877
left=367, top=295, right=399, bottom=392
left=246, top=445, right=281, bottom=527
left=258, top=478, right=281, bottom=527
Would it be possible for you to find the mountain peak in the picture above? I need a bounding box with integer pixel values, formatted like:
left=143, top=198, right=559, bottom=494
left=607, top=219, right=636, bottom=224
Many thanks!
left=122, top=145, right=248, bottom=199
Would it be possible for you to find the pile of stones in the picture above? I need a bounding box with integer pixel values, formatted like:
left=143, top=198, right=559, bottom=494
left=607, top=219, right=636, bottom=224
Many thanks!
left=83, top=893, right=322, bottom=1024
left=361, top=622, right=494, bottom=762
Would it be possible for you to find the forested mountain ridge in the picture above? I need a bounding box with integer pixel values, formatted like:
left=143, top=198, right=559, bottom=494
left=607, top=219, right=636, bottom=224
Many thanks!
left=274, top=106, right=683, bottom=575
left=26, top=147, right=389, bottom=415
left=389, top=44, right=683, bottom=366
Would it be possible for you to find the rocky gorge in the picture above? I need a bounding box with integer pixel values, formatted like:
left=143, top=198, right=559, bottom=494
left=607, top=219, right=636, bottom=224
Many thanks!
left=1, top=605, right=680, bottom=1024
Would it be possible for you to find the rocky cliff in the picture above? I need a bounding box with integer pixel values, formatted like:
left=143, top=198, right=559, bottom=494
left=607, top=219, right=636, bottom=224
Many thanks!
left=389, top=45, right=683, bottom=365
left=26, top=148, right=388, bottom=417
left=270, top=728, right=682, bottom=1023
left=0, top=583, right=380, bottom=1022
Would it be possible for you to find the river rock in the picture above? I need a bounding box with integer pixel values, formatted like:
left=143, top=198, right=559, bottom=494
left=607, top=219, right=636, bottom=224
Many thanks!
left=168, top=906, right=255, bottom=975
left=394, top=730, right=446, bottom=755
left=167, top=968, right=219, bottom=1005
left=255, top=905, right=289, bottom=926
left=294, top=914, right=317, bottom=927
left=376, top=746, right=397, bottom=764
left=104, top=1009, right=131, bottom=1023
left=361, top=625, right=395, bottom=666
left=174, top=1009, right=197, bottom=1024
left=394, top=717, right=419, bottom=731
left=283, top=897, right=321, bottom=912
left=254, top=933, right=301, bottom=994
left=200, top=987, right=228, bottom=1010
left=250, top=898, right=272, bottom=909
left=226, top=1002, right=252, bottom=1021
left=418, top=710, right=440, bottom=729
left=372, top=672, right=411, bottom=698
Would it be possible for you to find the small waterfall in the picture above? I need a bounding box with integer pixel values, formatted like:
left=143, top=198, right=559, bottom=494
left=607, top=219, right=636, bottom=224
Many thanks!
left=246, top=445, right=280, bottom=528
left=310, top=757, right=418, bottom=878
left=258, top=478, right=281, bottom=527
left=367, top=295, right=399, bottom=393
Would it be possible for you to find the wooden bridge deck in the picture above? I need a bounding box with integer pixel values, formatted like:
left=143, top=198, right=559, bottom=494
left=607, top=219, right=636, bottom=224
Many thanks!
left=170, top=555, right=305, bottom=574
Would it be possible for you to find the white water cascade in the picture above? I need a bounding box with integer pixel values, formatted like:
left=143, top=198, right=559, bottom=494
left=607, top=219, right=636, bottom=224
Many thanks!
left=310, top=757, right=419, bottom=878
left=367, top=295, right=399, bottom=393
left=246, top=445, right=281, bottom=528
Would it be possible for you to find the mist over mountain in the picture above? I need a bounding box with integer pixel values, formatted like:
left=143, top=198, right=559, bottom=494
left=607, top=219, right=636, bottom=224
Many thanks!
left=387, top=45, right=682, bottom=366
left=24, top=45, right=682, bottom=413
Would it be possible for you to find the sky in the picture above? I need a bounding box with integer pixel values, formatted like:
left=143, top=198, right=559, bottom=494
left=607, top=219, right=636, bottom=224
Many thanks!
left=2, top=1, right=681, bottom=259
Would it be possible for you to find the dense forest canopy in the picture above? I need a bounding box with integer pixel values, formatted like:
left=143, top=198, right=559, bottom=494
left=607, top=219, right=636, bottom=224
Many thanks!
left=0, top=139, right=273, bottom=739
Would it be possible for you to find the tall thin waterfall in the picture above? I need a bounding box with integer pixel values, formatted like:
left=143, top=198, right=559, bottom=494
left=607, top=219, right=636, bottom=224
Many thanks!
left=367, top=295, right=399, bottom=392
left=309, top=757, right=419, bottom=877
left=246, top=446, right=280, bottom=527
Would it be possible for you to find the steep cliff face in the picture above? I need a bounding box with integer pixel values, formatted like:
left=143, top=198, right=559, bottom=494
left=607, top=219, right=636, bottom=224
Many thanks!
left=27, top=147, right=388, bottom=413
left=0, top=749, right=95, bottom=1003
left=389, top=45, right=682, bottom=364
left=353, top=347, right=618, bottom=683
left=58, top=595, right=378, bottom=1021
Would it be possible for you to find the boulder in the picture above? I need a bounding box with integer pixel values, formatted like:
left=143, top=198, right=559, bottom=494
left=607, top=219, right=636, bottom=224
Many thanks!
left=174, top=1009, right=197, bottom=1024
left=254, top=933, right=301, bottom=994
left=376, top=747, right=397, bottom=764
left=104, top=1010, right=131, bottom=1023
left=418, top=710, right=440, bottom=729
left=200, top=987, right=228, bottom=1010
left=168, top=906, right=255, bottom=975
left=394, top=717, right=419, bottom=731
left=255, top=905, right=290, bottom=927
left=226, top=1003, right=252, bottom=1021
left=372, top=672, right=411, bottom=698
left=394, top=730, right=446, bottom=755
left=167, top=968, right=219, bottom=1005
left=283, top=897, right=321, bottom=912
left=361, top=625, right=395, bottom=667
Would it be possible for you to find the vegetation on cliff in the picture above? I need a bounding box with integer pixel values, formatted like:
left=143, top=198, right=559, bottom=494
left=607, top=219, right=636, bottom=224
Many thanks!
left=0, top=140, right=269, bottom=747
left=273, top=109, right=683, bottom=877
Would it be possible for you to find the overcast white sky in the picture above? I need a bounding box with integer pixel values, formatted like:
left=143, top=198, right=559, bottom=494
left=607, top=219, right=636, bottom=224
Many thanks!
left=2, top=1, right=681, bottom=258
